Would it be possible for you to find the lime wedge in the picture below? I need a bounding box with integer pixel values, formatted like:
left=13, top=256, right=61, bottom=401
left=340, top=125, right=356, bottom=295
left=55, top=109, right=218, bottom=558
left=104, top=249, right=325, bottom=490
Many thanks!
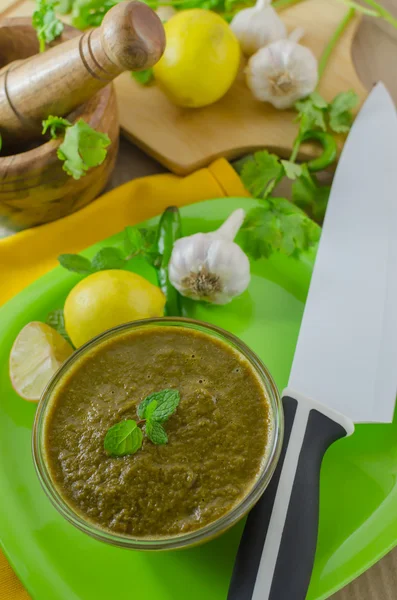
left=9, top=322, right=74, bottom=402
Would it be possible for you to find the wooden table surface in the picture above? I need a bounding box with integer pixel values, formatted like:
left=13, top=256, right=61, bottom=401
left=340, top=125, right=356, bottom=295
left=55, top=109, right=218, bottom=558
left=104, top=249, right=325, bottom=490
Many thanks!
left=1, top=0, right=397, bottom=595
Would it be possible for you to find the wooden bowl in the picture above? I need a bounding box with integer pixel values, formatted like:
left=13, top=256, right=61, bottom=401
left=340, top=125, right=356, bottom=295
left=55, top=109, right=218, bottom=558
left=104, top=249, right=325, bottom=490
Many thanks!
left=0, top=18, right=119, bottom=231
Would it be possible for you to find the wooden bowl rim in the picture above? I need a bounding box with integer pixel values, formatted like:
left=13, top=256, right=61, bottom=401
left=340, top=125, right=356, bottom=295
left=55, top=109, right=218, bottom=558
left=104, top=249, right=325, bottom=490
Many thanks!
left=0, top=18, right=113, bottom=172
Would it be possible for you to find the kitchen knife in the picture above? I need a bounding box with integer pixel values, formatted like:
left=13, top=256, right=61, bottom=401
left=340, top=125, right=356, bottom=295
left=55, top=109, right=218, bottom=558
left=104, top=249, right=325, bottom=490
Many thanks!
left=228, top=82, right=397, bottom=600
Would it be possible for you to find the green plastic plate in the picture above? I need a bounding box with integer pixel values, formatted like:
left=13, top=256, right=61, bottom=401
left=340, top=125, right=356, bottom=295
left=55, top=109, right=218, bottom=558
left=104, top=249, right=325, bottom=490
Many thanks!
left=0, top=197, right=396, bottom=600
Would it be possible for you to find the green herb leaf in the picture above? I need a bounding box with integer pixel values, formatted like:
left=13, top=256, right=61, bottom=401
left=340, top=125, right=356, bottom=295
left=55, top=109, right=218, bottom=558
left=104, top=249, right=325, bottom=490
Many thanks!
left=291, top=164, right=331, bottom=224
left=144, top=400, right=158, bottom=421
left=124, top=226, right=160, bottom=266
left=58, top=253, right=94, bottom=274
left=42, top=115, right=71, bottom=139
left=137, top=389, right=180, bottom=422
left=104, top=420, right=143, bottom=457
left=146, top=420, right=168, bottom=445
left=91, top=247, right=126, bottom=271
left=240, top=151, right=283, bottom=199
left=329, top=90, right=358, bottom=133
left=124, top=227, right=145, bottom=256
left=57, top=118, right=110, bottom=180
left=46, top=309, right=73, bottom=346
left=239, top=199, right=321, bottom=260
left=309, top=91, right=328, bottom=109
left=32, top=0, right=64, bottom=53
left=71, top=0, right=115, bottom=29
left=281, top=160, right=302, bottom=180
left=295, top=96, right=327, bottom=135
left=131, top=69, right=154, bottom=86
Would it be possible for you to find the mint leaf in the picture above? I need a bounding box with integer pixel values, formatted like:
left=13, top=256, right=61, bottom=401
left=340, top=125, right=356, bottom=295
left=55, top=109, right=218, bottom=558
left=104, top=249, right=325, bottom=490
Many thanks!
left=146, top=421, right=168, bottom=445
left=131, top=69, right=154, bottom=86
left=32, top=0, right=64, bottom=52
left=42, top=115, right=71, bottom=139
left=104, top=420, right=143, bottom=457
left=144, top=400, right=158, bottom=421
left=138, top=389, right=180, bottom=423
left=57, top=119, right=110, bottom=180
left=240, top=151, right=283, bottom=199
left=46, top=309, right=73, bottom=346
left=124, top=226, right=144, bottom=256
left=281, top=160, right=302, bottom=180
left=58, top=253, right=93, bottom=274
left=91, top=247, right=125, bottom=271
left=329, top=91, right=358, bottom=133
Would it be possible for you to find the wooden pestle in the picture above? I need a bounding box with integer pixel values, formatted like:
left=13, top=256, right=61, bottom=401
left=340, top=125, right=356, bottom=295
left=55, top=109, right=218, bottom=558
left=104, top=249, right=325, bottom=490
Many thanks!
left=0, top=1, right=165, bottom=147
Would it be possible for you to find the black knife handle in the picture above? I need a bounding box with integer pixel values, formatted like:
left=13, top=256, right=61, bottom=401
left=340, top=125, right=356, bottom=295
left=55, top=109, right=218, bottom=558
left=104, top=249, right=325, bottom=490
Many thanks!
left=228, top=392, right=354, bottom=600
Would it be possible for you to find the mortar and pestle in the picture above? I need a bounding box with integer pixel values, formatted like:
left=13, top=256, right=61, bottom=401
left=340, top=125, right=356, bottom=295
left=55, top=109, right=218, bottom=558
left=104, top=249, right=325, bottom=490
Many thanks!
left=0, top=1, right=165, bottom=231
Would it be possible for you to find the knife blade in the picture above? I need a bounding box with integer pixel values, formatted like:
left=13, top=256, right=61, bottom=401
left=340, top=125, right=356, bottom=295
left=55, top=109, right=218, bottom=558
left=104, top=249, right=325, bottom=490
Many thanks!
left=227, top=82, right=397, bottom=600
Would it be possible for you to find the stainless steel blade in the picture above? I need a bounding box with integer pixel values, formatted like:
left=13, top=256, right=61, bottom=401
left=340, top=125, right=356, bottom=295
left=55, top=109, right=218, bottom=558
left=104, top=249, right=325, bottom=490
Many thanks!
left=288, top=83, right=397, bottom=423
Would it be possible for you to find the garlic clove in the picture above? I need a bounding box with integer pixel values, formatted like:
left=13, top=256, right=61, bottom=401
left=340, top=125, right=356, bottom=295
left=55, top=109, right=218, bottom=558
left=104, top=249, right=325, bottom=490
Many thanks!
left=230, top=0, right=287, bottom=57
left=246, top=37, right=318, bottom=109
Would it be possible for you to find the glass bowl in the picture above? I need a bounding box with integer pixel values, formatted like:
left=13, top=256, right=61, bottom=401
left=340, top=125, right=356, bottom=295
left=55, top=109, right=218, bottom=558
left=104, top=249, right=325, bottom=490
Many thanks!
left=32, top=318, right=283, bottom=550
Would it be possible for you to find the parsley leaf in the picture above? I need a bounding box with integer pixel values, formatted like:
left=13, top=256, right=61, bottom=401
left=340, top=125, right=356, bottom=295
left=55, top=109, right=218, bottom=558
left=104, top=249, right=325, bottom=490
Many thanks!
left=32, top=0, right=64, bottom=53
left=58, top=253, right=94, bottom=274
left=329, top=90, right=359, bottom=133
left=46, top=309, right=73, bottom=346
left=42, top=115, right=71, bottom=139
left=104, top=420, right=143, bottom=457
left=146, top=421, right=168, bottom=445
left=57, top=119, right=110, bottom=180
left=131, top=69, right=154, bottom=86
left=239, top=199, right=321, bottom=260
left=240, top=151, right=283, bottom=199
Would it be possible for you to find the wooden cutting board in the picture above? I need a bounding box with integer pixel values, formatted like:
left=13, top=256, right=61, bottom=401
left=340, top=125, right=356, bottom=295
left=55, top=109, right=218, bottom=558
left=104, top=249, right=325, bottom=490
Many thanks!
left=0, top=0, right=372, bottom=173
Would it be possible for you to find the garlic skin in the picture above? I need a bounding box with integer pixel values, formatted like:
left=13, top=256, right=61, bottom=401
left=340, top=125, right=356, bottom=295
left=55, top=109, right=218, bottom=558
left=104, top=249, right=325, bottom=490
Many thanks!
left=246, top=30, right=318, bottom=109
left=230, top=0, right=287, bottom=57
left=168, top=209, right=250, bottom=305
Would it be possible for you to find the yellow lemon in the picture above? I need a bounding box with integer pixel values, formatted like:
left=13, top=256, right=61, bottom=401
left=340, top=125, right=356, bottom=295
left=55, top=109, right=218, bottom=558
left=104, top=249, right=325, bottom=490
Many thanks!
left=9, top=322, right=74, bottom=401
left=64, top=270, right=165, bottom=347
left=153, top=9, right=240, bottom=108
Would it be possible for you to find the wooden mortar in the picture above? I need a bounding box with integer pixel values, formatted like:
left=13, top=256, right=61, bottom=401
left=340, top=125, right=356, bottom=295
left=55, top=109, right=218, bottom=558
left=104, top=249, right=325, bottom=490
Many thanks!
left=0, top=19, right=118, bottom=231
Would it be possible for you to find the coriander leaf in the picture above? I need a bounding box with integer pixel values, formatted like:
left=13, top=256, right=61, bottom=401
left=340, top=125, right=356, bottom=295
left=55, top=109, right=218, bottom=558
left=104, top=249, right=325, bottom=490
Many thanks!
left=281, top=160, right=302, bottom=180
left=329, top=90, right=358, bottom=133
left=57, top=119, right=110, bottom=180
left=71, top=0, right=115, bottom=29
left=104, top=420, right=143, bottom=457
left=32, top=0, right=64, bottom=53
left=291, top=165, right=331, bottom=224
left=57, top=0, right=73, bottom=14
left=137, top=389, right=180, bottom=422
left=131, top=69, right=154, bottom=86
left=239, top=199, right=321, bottom=260
left=58, top=253, right=94, bottom=274
left=240, top=151, right=283, bottom=199
left=91, top=247, right=126, bottom=271
left=42, top=115, right=71, bottom=139
left=295, top=97, right=327, bottom=135
left=46, top=309, right=73, bottom=346
left=146, top=420, right=168, bottom=445
left=309, top=91, right=328, bottom=109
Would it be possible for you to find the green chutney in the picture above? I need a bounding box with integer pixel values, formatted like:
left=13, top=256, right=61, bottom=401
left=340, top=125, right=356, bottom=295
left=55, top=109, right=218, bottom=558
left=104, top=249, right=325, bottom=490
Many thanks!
left=43, top=326, right=272, bottom=538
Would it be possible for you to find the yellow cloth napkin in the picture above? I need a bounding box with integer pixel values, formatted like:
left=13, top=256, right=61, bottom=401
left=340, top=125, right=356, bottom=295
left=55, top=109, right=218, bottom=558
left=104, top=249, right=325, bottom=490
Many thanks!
left=0, top=158, right=247, bottom=598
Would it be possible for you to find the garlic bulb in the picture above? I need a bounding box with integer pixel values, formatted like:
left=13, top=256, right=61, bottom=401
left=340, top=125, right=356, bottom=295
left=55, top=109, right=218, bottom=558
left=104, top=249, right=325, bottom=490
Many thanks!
left=156, top=5, right=176, bottom=22
left=169, top=209, right=250, bottom=305
left=230, top=0, right=287, bottom=57
left=246, top=29, right=318, bottom=109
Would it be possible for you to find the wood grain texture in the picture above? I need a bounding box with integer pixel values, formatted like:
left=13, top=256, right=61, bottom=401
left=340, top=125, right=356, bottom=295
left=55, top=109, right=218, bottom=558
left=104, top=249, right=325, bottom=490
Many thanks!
left=0, top=19, right=119, bottom=230
left=0, top=2, right=165, bottom=146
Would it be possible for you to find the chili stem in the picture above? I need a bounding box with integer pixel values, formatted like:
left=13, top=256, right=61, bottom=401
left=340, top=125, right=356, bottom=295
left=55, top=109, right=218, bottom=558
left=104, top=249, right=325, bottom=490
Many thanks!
left=318, top=7, right=355, bottom=79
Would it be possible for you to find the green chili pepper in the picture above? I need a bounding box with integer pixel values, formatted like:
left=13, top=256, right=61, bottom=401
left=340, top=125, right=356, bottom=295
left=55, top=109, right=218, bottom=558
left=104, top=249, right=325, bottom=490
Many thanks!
left=156, top=206, right=182, bottom=316
left=300, top=130, right=338, bottom=172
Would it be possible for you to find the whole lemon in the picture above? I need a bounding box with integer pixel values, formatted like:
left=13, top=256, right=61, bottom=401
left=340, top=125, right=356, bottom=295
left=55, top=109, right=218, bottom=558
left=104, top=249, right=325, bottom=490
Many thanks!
left=153, top=9, right=240, bottom=108
left=64, top=270, right=165, bottom=347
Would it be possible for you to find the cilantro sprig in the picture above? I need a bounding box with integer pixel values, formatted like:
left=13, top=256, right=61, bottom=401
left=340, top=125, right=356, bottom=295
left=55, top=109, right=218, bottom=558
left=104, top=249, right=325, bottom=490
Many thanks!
left=32, top=0, right=64, bottom=53
left=42, top=116, right=110, bottom=180
left=58, top=225, right=159, bottom=274
left=104, top=389, right=180, bottom=457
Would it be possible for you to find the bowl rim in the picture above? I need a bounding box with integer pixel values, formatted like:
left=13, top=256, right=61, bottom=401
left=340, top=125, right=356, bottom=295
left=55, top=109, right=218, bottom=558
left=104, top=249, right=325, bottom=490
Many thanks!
left=32, top=317, right=284, bottom=550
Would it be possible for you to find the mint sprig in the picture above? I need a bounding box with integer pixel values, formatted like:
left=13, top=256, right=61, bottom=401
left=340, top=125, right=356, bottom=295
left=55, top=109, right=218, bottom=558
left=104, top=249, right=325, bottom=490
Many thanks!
left=104, top=389, right=180, bottom=457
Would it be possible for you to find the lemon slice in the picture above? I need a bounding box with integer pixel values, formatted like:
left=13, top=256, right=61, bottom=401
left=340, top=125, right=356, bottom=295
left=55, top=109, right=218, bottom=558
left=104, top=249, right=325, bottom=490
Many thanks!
left=9, top=322, right=74, bottom=402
